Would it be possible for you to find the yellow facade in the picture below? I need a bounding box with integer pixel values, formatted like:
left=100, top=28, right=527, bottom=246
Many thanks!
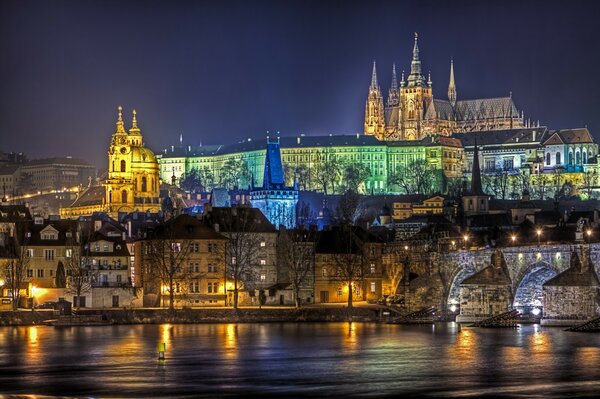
left=61, top=107, right=161, bottom=219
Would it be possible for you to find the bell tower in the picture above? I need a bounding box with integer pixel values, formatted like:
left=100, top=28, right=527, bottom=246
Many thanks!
left=399, top=33, right=433, bottom=140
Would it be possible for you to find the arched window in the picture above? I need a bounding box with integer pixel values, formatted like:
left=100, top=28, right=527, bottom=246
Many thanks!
left=121, top=190, right=127, bottom=203
left=583, top=150, right=587, bottom=164
left=576, top=151, right=581, bottom=165
left=546, top=153, right=551, bottom=166
left=141, top=176, right=147, bottom=192
left=569, top=151, right=573, bottom=165
left=120, top=160, right=126, bottom=172
left=556, top=152, right=561, bottom=165
left=112, top=161, right=115, bottom=172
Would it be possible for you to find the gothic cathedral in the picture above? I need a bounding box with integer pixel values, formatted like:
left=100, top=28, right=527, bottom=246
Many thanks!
left=365, top=33, right=525, bottom=141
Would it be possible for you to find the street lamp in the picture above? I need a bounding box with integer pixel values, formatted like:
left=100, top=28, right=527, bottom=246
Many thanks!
left=536, top=228, right=542, bottom=245
left=511, top=234, right=517, bottom=245
left=586, top=229, right=592, bottom=242
left=463, top=234, right=469, bottom=249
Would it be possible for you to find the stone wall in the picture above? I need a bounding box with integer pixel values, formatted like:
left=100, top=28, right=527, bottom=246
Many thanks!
left=543, top=286, right=600, bottom=319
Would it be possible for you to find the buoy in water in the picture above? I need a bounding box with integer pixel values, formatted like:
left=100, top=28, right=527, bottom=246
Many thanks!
left=158, top=342, right=166, bottom=360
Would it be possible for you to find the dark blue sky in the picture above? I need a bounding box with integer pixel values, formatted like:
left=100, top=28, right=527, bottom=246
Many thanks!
left=1, top=0, right=599, bottom=167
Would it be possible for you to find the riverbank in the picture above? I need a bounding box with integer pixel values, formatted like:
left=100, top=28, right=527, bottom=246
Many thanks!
left=0, top=307, right=380, bottom=326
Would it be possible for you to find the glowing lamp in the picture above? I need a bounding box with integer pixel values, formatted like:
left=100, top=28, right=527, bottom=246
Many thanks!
left=450, top=305, right=457, bottom=313
left=531, top=308, right=541, bottom=316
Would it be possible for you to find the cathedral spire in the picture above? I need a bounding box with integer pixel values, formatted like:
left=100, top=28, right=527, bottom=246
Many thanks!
left=129, top=109, right=142, bottom=138
left=407, top=32, right=426, bottom=87
left=400, top=70, right=405, bottom=87
left=448, top=59, right=457, bottom=107
left=370, top=61, right=378, bottom=89
left=387, top=64, right=399, bottom=106
left=131, top=109, right=138, bottom=129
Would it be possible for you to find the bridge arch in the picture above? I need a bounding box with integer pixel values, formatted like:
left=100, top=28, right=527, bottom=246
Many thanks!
left=512, top=261, right=559, bottom=311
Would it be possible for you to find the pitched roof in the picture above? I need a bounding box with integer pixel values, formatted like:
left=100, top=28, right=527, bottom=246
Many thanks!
left=454, top=97, right=519, bottom=121
left=453, top=127, right=548, bottom=147
left=203, top=206, right=276, bottom=233
left=146, top=214, right=226, bottom=240
left=556, top=128, right=594, bottom=144
left=67, top=186, right=105, bottom=208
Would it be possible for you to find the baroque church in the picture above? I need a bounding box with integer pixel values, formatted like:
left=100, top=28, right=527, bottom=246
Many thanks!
left=60, top=107, right=161, bottom=219
left=364, top=33, right=525, bottom=141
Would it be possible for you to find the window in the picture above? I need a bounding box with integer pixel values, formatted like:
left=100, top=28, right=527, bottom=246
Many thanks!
left=65, top=248, right=72, bottom=258
left=27, top=269, right=33, bottom=278
left=120, top=160, right=126, bottom=172
left=231, top=256, right=236, bottom=264
left=260, top=259, right=266, bottom=265
left=208, top=243, right=215, bottom=252
left=485, top=160, right=495, bottom=171
left=121, top=190, right=127, bottom=203
left=503, top=159, right=514, bottom=170
left=141, top=176, right=147, bottom=192
left=260, top=241, right=266, bottom=247
left=322, top=267, right=327, bottom=277
left=208, top=264, right=216, bottom=273
left=116, top=275, right=122, bottom=283
left=370, top=282, right=376, bottom=293
left=337, top=287, right=343, bottom=297
left=556, top=152, right=561, bottom=165
left=44, top=249, right=55, bottom=261
left=171, top=242, right=181, bottom=252
left=260, top=273, right=266, bottom=281
left=191, top=243, right=200, bottom=252
left=189, top=263, right=199, bottom=273
left=370, top=263, right=376, bottom=274
left=37, top=269, right=44, bottom=278
left=546, top=153, right=551, bottom=166
left=26, top=249, right=34, bottom=258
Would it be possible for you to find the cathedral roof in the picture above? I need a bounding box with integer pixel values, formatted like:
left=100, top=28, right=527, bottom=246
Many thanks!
left=454, top=97, right=519, bottom=121
left=425, top=99, right=455, bottom=120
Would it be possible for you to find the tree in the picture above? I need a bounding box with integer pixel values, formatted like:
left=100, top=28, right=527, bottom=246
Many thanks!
left=336, top=190, right=365, bottom=226
left=216, top=207, right=263, bottom=309
left=64, top=229, right=95, bottom=309
left=582, top=169, right=597, bottom=199
left=332, top=229, right=368, bottom=314
left=198, top=166, right=216, bottom=192
left=144, top=221, right=195, bottom=311
left=341, top=163, right=370, bottom=193
left=294, top=164, right=311, bottom=190
left=221, top=158, right=251, bottom=189
left=179, top=168, right=204, bottom=193
left=277, top=228, right=315, bottom=307
left=2, top=235, right=30, bottom=310
left=483, top=170, right=510, bottom=199
left=313, top=153, right=341, bottom=195
left=384, top=245, right=410, bottom=297
left=388, top=159, right=438, bottom=195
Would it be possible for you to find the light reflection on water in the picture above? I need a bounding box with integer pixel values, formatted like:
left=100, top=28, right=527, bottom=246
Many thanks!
left=0, top=322, right=599, bottom=397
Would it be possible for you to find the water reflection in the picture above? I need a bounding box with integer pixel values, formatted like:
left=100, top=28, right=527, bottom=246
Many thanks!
left=224, top=323, right=238, bottom=359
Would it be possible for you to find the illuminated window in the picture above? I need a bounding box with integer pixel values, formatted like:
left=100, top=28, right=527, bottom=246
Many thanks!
left=44, top=249, right=55, bottom=261
left=337, top=288, right=342, bottom=297
left=370, top=263, right=376, bottom=274
left=65, top=249, right=72, bottom=258
left=260, top=241, right=266, bottom=247
left=27, top=269, right=33, bottom=278
left=370, top=282, right=376, bottom=293
left=231, top=256, right=236, bottom=264
left=322, top=267, right=327, bottom=277
left=260, top=273, right=266, bottom=281
left=260, top=259, right=266, bottom=265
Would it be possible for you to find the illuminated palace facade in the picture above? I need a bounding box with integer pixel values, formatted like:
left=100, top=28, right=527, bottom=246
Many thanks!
left=60, top=107, right=161, bottom=219
left=158, top=134, right=464, bottom=195
left=365, top=33, right=524, bottom=141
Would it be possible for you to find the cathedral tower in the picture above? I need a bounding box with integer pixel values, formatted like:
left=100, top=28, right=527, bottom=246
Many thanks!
left=399, top=33, right=433, bottom=140
left=363, top=61, right=386, bottom=140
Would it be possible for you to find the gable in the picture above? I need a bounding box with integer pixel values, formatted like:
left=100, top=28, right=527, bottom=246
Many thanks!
left=543, top=132, right=564, bottom=146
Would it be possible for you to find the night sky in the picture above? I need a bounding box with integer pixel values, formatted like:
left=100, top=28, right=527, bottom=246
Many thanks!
left=1, top=0, right=600, bottom=168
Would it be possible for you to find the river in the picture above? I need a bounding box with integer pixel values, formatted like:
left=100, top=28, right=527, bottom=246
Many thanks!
left=0, top=323, right=599, bottom=398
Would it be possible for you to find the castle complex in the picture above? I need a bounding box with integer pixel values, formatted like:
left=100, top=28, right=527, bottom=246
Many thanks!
left=365, top=33, right=524, bottom=141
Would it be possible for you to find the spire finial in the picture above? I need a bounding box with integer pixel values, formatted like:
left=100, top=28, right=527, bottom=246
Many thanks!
left=427, top=70, right=432, bottom=86
left=115, top=105, right=126, bottom=134
left=391, top=64, right=398, bottom=90
left=131, top=109, right=138, bottom=129
left=400, top=70, right=405, bottom=87
left=448, top=59, right=457, bottom=106
left=370, top=60, right=378, bottom=88
left=407, top=33, right=425, bottom=87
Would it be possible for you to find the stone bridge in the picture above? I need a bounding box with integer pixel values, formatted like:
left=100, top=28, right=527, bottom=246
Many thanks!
left=403, top=243, right=600, bottom=317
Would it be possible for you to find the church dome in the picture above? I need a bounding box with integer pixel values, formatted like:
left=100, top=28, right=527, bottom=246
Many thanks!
left=131, top=146, right=157, bottom=163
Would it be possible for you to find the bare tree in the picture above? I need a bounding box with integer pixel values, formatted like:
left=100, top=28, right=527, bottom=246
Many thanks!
left=388, top=159, right=439, bottom=195
left=336, top=190, right=365, bottom=225
left=313, top=152, right=341, bottom=195
left=341, top=163, right=370, bottom=193
left=2, top=235, right=30, bottom=310
left=483, top=170, right=509, bottom=199
left=64, top=229, right=94, bottom=309
left=277, top=228, right=315, bottom=307
left=221, top=209, right=263, bottom=309
left=582, top=169, right=597, bottom=199
left=332, top=229, right=368, bottom=313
